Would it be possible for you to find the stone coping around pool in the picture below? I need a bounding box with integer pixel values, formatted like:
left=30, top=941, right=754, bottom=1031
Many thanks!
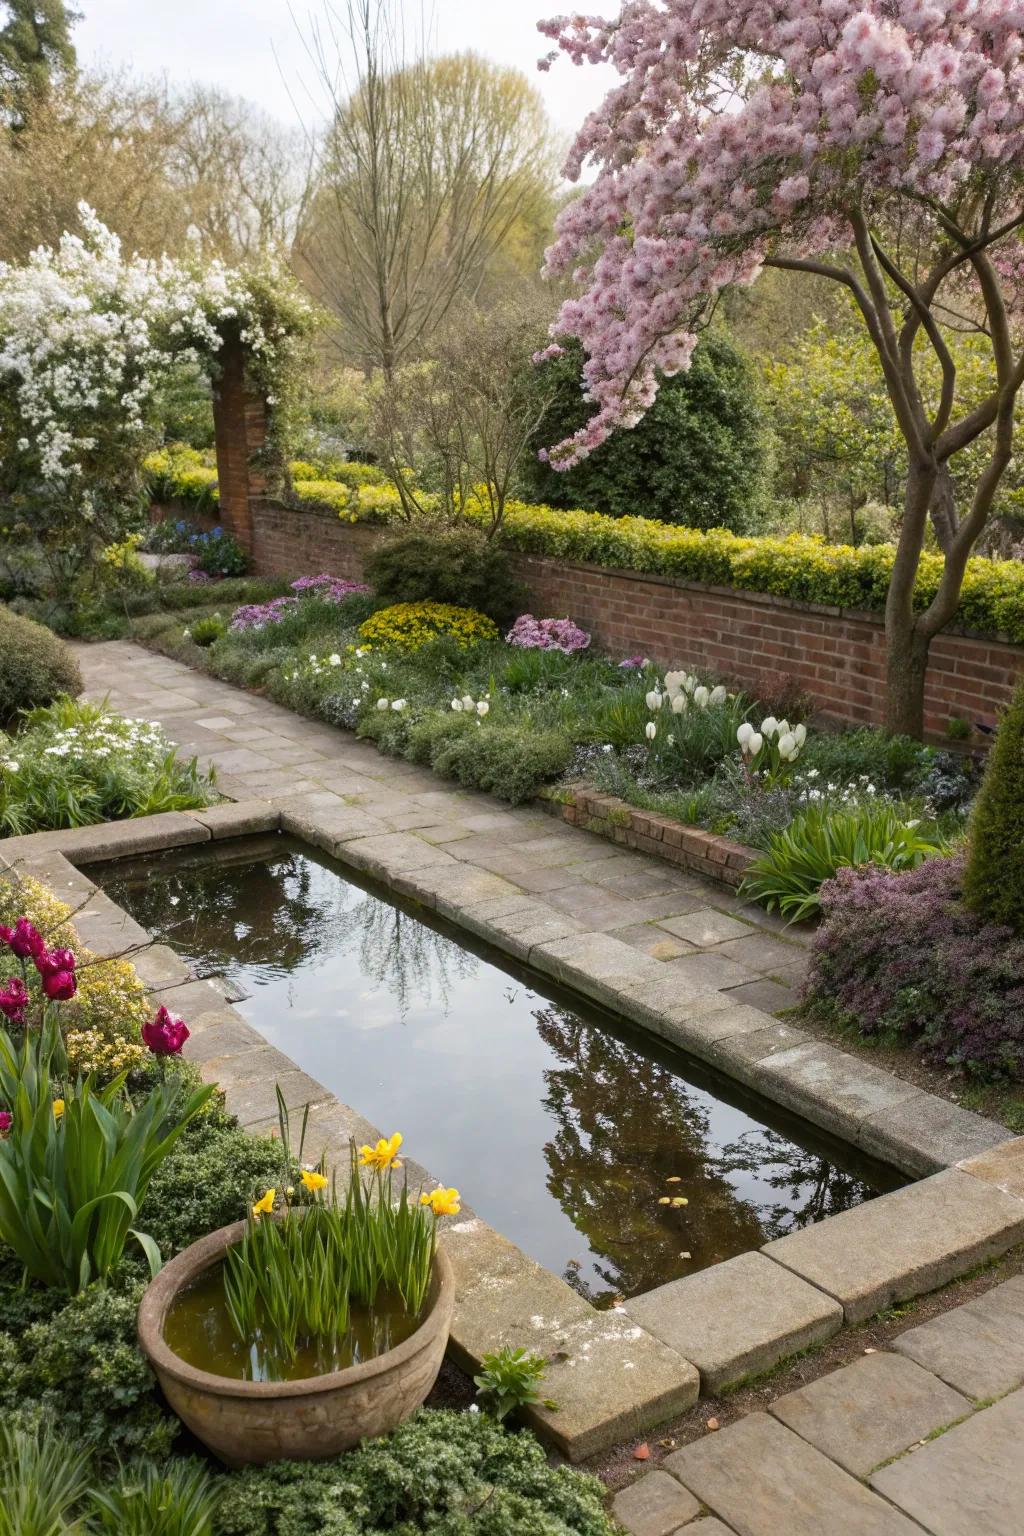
left=541, top=783, right=756, bottom=890
left=2, top=803, right=1022, bottom=1463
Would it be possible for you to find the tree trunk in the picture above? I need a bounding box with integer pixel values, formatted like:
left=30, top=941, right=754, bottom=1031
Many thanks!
left=884, top=616, right=931, bottom=737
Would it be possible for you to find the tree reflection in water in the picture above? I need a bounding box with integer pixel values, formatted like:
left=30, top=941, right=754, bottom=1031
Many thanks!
left=105, top=846, right=477, bottom=1017
left=535, top=1005, right=766, bottom=1306
left=535, top=1005, right=879, bottom=1306
left=713, top=1128, right=875, bottom=1241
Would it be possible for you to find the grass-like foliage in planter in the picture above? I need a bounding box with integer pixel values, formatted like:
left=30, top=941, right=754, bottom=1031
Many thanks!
left=0, top=608, right=82, bottom=727
left=963, top=676, right=1024, bottom=935
left=740, top=801, right=948, bottom=922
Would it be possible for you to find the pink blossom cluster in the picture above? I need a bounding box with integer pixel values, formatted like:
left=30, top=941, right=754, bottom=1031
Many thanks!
left=506, top=613, right=592, bottom=652
left=537, top=1, right=1024, bottom=466
left=289, top=574, right=370, bottom=602
left=229, top=596, right=297, bottom=632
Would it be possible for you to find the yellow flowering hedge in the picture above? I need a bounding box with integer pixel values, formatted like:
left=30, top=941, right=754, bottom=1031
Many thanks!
left=458, top=499, right=1024, bottom=645
left=0, top=874, right=148, bottom=1078
left=358, top=601, right=498, bottom=652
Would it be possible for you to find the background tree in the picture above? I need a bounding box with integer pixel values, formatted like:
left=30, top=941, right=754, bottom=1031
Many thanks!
left=521, top=333, right=771, bottom=532
left=0, top=0, right=76, bottom=128
left=368, top=294, right=558, bottom=530
left=295, top=1, right=558, bottom=377
left=540, top=2, right=1024, bottom=736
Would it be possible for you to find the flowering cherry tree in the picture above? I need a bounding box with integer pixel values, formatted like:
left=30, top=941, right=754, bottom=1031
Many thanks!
left=0, top=204, right=311, bottom=599
left=539, top=1, right=1024, bottom=735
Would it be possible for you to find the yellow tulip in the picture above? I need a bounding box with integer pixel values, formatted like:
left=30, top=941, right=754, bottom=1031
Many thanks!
left=301, top=1169, right=328, bottom=1193
left=252, top=1188, right=275, bottom=1218
left=358, top=1132, right=403, bottom=1171
left=52, top=1099, right=65, bottom=1121
left=420, top=1186, right=461, bottom=1217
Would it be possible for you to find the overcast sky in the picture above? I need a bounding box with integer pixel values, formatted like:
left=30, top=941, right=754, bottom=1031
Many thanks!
left=74, top=1, right=618, bottom=151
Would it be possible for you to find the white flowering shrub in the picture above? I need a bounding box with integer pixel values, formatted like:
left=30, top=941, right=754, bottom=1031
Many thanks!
left=0, top=204, right=312, bottom=598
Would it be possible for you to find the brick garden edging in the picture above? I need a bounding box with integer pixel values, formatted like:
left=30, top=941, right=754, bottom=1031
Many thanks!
left=3, top=795, right=1021, bottom=1464
left=543, top=784, right=756, bottom=889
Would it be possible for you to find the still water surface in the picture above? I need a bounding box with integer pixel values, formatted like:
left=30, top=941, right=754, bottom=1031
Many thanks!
left=100, top=836, right=900, bottom=1305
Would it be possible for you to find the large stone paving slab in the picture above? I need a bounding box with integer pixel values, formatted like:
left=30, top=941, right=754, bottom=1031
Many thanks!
left=611, top=1470, right=701, bottom=1536
left=664, top=1413, right=923, bottom=1536
left=762, top=1169, right=1024, bottom=1322
left=626, top=1252, right=842, bottom=1391
left=870, top=1386, right=1024, bottom=1536
left=770, top=1350, right=969, bottom=1476
left=893, top=1276, right=1024, bottom=1400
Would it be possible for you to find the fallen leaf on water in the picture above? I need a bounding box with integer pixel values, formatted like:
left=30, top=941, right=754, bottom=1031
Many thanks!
left=671, top=1197, right=688, bottom=1207
left=633, top=1443, right=650, bottom=1461
left=666, top=1176, right=682, bottom=1183
left=679, top=1251, right=691, bottom=1259
left=657, top=1197, right=671, bottom=1205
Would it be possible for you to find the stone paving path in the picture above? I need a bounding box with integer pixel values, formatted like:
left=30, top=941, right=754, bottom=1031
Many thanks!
left=73, top=640, right=808, bottom=1015
left=613, top=1274, right=1024, bottom=1536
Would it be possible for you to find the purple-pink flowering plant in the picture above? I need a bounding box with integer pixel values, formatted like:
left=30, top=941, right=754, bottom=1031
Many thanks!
left=290, top=574, right=370, bottom=602
left=506, top=614, right=591, bottom=654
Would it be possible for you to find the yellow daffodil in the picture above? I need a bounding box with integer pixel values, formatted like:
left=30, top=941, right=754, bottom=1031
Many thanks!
left=252, top=1188, right=275, bottom=1219
left=52, top=1099, right=65, bottom=1121
left=301, top=1169, right=328, bottom=1193
left=359, top=1132, right=403, bottom=1171
left=420, top=1186, right=461, bottom=1217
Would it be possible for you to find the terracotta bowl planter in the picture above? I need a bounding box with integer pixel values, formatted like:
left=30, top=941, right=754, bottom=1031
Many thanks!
left=137, top=1218, right=455, bottom=1467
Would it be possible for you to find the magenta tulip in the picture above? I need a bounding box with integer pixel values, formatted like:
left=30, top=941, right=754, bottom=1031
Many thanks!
left=142, top=1005, right=190, bottom=1057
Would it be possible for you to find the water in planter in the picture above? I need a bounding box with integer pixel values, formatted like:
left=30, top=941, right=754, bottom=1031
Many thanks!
left=164, top=1263, right=420, bottom=1383
left=98, top=836, right=901, bottom=1307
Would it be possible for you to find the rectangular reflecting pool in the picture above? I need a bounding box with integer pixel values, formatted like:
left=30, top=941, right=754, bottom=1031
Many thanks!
left=97, top=835, right=902, bottom=1306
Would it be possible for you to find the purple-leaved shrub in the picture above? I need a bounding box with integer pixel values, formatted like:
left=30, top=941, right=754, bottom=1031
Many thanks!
left=804, top=853, right=1024, bottom=1082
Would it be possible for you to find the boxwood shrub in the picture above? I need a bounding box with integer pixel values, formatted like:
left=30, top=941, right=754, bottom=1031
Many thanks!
left=0, top=606, right=82, bottom=724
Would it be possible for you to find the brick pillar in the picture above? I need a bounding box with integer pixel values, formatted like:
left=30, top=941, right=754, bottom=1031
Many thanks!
left=212, top=333, right=268, bottom=554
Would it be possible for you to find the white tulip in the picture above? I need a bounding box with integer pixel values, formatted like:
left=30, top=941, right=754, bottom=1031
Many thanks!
left=645, top=689, right=664, bottom=711
left=693, top=685, right=710, bottom=708
left=391, top=699, right=406, bottom=712
left=328, top=653, right=341, bottom=666
left=777, top=732, right=797, bottom=759
left=794, top=723, right=807, bottom=747
left=462, top=695, right=474, bottom=710
left=709, top=684, right=727, bottom=705
left=645, top=722, right=657, bottom=741
left=664, top=670, right=687, bottom=697
left=684, top=673, right=697, bottom=694
left=376, top=698, right=389, bottom=711
left=476, top=700, right=489, bottom=716
left=777, top=719, right=791, bottom=737
left=748, top=732, right=764, bottom=756
left=451, top=698, right=463, bottom=712
left=737, top=722, right=754, bottom=748
left=761, top=716, right=779, bottom=738
left=671, top=694, right=687, bottom=714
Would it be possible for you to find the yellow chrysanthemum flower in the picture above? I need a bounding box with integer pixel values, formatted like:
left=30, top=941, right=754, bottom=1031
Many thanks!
left=420, top=1186, right=461, bottom=1217
left=358, top=1132, right=403, bottom=1171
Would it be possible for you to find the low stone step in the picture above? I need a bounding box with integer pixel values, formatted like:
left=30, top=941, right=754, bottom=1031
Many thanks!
left=625, top=1250, right=841, bottom=1392
left=893, top=1275, right=1024, bottom=1401
left=762, top=1169, right=1024, bottom=1323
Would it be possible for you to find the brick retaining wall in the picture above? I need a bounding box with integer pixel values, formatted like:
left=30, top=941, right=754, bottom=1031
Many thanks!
left=242, top=499, right=1024, bottom=739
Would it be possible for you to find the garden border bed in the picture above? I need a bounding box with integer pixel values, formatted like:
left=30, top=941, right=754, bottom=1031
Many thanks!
left=3, top=799, right=1021, bottom=1464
